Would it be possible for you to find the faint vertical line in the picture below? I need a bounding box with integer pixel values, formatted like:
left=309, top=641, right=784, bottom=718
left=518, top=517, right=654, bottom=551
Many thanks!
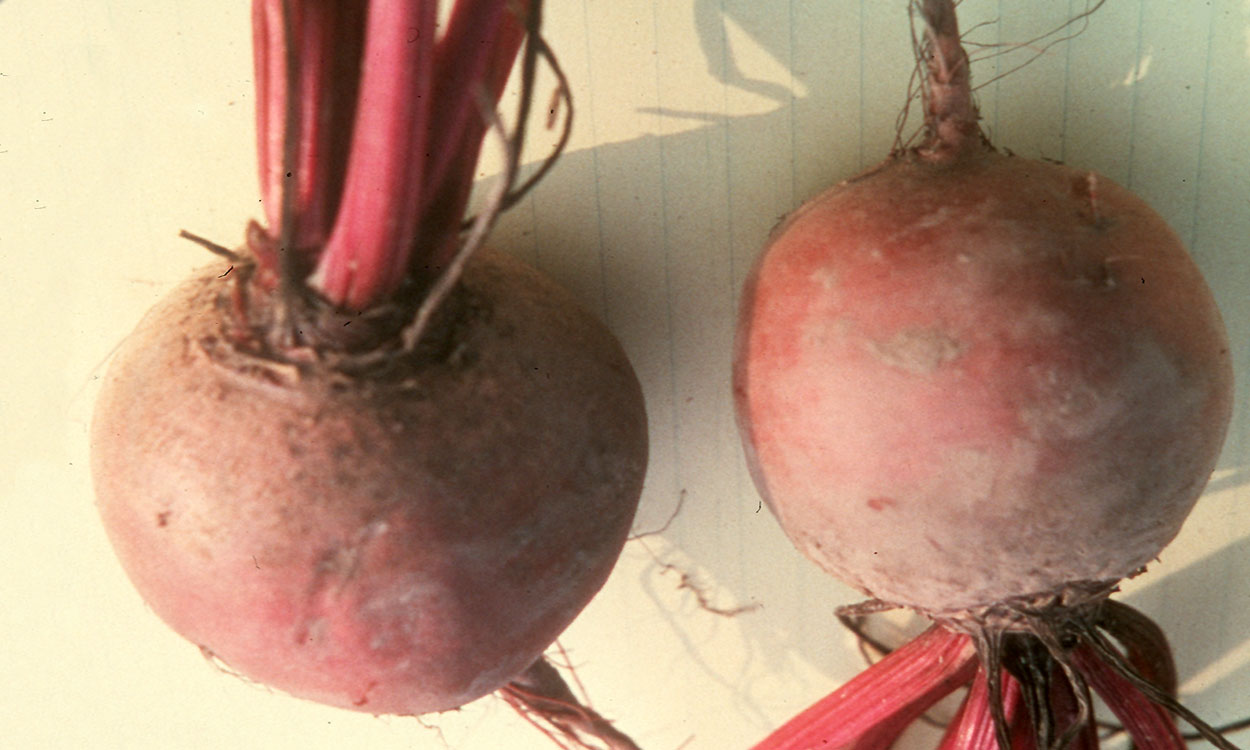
left=1188, top=0, right=1217, bottom=252
left=722, top=0, right=736, bottom=296
left=727, top=0, right=747, bottom=563
left=1059, top=0, right=1077, bottom=164
left=788, top=0, right=797, bottom=208
left=991, top=0, right=1003, bottom=138
left=858, top=0, right=865, bottom=168
left=579, top=0, right=610, bottom=322
left=650, top=2, right=685, bottom=526
left=1123, top=0, right=1146, bottom=190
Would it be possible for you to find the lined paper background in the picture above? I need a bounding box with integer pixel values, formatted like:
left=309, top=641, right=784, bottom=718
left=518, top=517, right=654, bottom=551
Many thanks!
left=2, top=1, right=1246, bottom=748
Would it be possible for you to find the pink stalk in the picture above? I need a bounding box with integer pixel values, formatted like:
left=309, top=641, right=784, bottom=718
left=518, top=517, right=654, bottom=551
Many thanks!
left=416, top=0, right=528, bottom=269
left=424, top=0, right=521, bottom=195
left=251, top=0, right=530, bottom=312
left=310, top=0, right=439, bottom=310
left=252, top=0, right=364, bottom=252
left=252, top=0, right=282, bottom=227
left=1071, top=645, right=1185, bottom=750
left=937, top=667, right=1025, bottom=750
left=751, top=625, right=978, bottom=750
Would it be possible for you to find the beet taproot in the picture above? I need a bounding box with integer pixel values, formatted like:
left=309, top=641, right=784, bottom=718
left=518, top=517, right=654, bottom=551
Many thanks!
left=735, top=149, right=1232, bottom=615
left=735, top=2, right=1238, bottom=748
left=93, top=249, right=646, bottom=715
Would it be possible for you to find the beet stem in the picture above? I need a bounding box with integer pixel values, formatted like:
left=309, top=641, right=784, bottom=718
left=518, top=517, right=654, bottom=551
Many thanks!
left=415, top=0, right=529, bottom=272
left=917, top=0, right=982, bottom=157
left=252, top=0, right=282, bottom=230
left=249, top=0, right=547, bottom=317
left=750, top=625, right=978, bottom=750
left=1076, top=624, right=1243, bottom=750
left=937, top=667, right=1024, bottom=750
left=422, top=0, right=526, bottom=211
left=1071, top=645, right=1187, bottom=750
left=311, top=0, right=439, bottom=310
left=253, top=1, right=365, bottom=253
left=399, top=90, right=513, bottom=351
left=1095, top=600, right=1178, bottom=699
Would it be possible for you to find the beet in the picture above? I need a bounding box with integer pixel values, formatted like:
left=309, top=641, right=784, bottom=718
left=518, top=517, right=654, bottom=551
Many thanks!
left=93, top=249, right=647, bottom=715
left=734, top=2, right=1237, bottom=748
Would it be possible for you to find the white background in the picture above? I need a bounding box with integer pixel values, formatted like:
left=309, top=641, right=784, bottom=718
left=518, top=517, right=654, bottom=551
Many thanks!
left=2, top=1, right=1247, bottom=748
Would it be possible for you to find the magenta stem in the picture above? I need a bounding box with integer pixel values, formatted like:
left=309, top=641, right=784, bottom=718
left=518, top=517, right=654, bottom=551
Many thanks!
left=252, top=1, right=364, bottom=252
left=251, top=0, right=530, bottom=312
left=425, top=0, right=520, bottom=200
left=252, top=0, right=281, bottom=228
left=751, top=625, right=978, bottom=750
left=937, top=667, right=1025, bottom=750
left=417, top=0, right=528, bottom=271
left=310, top=0, right=438, bottom=310
left=1072, top=645, right=1186, bottom=750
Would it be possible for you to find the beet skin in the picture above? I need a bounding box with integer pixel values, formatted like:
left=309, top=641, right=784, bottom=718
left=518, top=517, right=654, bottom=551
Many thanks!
left=734, top=149, right=1233, bottom=616
left=92, top=249, right=648, bottom=715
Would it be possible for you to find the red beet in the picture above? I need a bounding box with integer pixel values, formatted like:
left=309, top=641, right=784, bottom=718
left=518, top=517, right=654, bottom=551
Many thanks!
left=734, top=2, right=1236, bottom=748
left=93, top=249, right=647, bottom=715
left=91, top=2, right=647, bottom=747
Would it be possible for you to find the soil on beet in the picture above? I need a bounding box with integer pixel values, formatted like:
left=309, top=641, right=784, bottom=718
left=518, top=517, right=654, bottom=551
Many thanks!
left=91, top=248, right=648, bottom=715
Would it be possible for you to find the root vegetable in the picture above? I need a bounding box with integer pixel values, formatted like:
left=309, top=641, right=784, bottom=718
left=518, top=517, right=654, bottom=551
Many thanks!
left=91, top=1, right=647, bottom=745
left=733, top=2, right=1236, bottom=749
left=93, top=249, right=646, bottom=715
left=737, top=147, right=1231, bottom=614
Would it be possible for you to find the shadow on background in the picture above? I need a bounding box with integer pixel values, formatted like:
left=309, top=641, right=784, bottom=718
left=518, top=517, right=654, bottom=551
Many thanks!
left=693, top=0, right=792, bottom=105
left=1121, top=534, right=1250, bottom=711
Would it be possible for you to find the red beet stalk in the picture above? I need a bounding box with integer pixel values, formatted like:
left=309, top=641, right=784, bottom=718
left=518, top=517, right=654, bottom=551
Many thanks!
left=937, top=667, right=1026, bottom=750
left=751, top=625, right=978, bottom=750
left=1071, top=646, right=1186, bottom=750
left=250, top=0, right=527, bottom=311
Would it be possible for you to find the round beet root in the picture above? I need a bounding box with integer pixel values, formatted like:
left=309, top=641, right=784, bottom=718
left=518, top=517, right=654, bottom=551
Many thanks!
left=734, top=148, right=1233, bottom=615
left=92, top=249, right=647, bottom=715
left=738, top=4, right=1238, bottom=750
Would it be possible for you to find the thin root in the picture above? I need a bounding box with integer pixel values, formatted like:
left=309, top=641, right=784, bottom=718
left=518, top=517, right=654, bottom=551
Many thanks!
left=629, top=488, right=686, bottom=540
left=499, top=658, right=642, bottom=750
left=179, top=229, right=241, bottom=263
left=639, top=539, right=760, bottom=618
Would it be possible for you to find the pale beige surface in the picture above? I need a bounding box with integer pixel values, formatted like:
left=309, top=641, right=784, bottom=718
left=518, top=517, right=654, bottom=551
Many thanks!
left=2, top=1, right=1247, bottom=749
